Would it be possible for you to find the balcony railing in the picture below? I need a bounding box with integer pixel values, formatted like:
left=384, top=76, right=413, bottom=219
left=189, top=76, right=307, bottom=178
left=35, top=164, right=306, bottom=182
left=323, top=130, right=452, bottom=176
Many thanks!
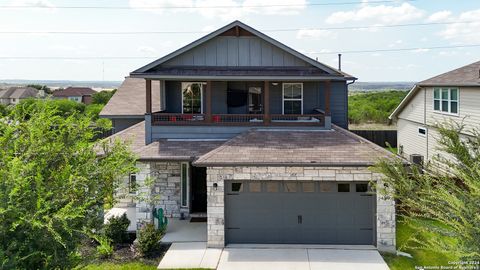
left=151, top=112, right=324, bottom=126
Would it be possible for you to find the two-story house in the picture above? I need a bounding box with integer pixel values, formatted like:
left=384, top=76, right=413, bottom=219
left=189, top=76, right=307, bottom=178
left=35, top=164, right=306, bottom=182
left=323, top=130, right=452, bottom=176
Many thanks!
left=390, top=60, right=480, bottom=164
left=101, top=21, right=396, bottom=252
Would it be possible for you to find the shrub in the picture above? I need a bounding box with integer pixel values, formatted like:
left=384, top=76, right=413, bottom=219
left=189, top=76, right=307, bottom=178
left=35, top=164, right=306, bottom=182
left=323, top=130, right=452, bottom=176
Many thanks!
left=96, top=235, right=114, bottom=259
left=105, top=213, right=130, bottom=245
left=136, top=223, right=163, bottom=257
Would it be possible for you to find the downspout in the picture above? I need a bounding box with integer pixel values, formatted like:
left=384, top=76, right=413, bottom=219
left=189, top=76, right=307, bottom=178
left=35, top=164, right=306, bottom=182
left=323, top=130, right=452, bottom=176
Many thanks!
left=424, top=87, right=428, bottom=160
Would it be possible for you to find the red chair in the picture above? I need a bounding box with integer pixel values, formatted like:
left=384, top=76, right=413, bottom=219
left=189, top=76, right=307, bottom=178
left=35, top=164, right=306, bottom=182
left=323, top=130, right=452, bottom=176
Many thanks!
left=169, top=116, right=177, bottom=122
left=183, top=114, right=193, bottom=121
left=213, top=115, right=221, bottom=123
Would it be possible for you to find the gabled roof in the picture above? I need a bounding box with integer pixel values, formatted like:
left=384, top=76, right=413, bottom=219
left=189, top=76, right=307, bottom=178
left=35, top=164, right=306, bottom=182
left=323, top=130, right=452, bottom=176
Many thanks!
left=0, top=87, right=39, bottom=99
left=131, top=20, right=355, bottom=80
left=53, top=87, right=96, bottom=97
left=193, top=125, right=395, bottom=167
left=100, top=77, right=161, bottom=117
left=390, top=60, right=480, bottom=119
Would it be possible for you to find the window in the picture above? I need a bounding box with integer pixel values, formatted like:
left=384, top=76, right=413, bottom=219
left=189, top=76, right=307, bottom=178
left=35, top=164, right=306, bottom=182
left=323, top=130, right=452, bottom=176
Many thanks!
left=284, top=182, right=297, bottom=192
left=356, top=183, right=368, bottom=192
left=434, top=88, right=458, bottom=114
left=249, top=182, right=261, bottom=192
left=337, top=183, right=350, bottom=192
left=231, top=182, right=243, bottom=192
left=182, top=82, right=204, bottom=114
left=248, top=86, right=263, bottom=114
left=282, top=83, right=303, bottom=114
left=181, top=163, right=189, bottom=207
left=128, top=173, right=137, bottom=194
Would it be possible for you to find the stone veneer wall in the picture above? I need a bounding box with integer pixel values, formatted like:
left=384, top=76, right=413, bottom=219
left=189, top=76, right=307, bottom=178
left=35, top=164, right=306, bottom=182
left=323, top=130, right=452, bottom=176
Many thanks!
left=134, top=161, right=186, bottom=228
left=206, top=166, right=396, bottom=252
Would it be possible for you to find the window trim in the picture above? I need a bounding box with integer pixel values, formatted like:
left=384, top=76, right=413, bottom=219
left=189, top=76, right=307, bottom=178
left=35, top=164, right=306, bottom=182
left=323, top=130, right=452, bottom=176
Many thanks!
left=180, top=162, right=190, bottom=208
left=433, top=87, right=459, bottom=116
left=418, top=126, right=427, bottom=137
left=282, top=82, right=303, bottom=115
left=181, top=82, right=204, bottom=114
left=128, top=173, right=137, bottom=194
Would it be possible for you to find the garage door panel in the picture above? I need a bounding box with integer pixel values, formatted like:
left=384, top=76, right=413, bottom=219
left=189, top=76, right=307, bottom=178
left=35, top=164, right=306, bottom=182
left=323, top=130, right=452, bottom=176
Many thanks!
left=225, top=181, right=375, bottom=245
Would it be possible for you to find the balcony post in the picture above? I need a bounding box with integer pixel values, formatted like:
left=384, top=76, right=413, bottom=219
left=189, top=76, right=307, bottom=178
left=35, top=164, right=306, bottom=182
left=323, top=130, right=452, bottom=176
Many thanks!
left=146, top=79, right=152, bottom=114
left=145, top=79, right=152, bottom=144
left=324, top=80, right=332, bottom=129
left=205, top=80, right=212, bottom=123
left=264, top=81, right=270, bottom=124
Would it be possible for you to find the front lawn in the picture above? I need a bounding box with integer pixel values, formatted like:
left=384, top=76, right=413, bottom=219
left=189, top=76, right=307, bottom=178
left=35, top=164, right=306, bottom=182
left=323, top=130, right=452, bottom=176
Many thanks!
left=82, top=262, right=158, bottom=270
left=382, top=218, right=458, bottom=270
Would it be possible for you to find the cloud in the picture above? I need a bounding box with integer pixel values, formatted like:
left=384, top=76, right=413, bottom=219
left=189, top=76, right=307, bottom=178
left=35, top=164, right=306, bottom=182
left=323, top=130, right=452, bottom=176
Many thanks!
left=426, top=10, right=452, bottom=22
left=129, top=0, right=306, bottom=20
left=296, top=29, right=336, bottom=40
left=388, top=39, right=403, bottom=48
left=438, top=9, right=480, bottom=43
left=326, top=3, right=424, bottom=24
left=137, top=46, right=158, bottom=55
left=9, top=0, right=55, bottom=11
left=129, top=0, right=194, bottom=14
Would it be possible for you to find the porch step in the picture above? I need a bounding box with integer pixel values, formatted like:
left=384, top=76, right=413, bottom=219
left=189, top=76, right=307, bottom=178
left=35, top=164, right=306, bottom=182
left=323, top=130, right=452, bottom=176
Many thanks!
left=190, top=212, right=207, bottom=218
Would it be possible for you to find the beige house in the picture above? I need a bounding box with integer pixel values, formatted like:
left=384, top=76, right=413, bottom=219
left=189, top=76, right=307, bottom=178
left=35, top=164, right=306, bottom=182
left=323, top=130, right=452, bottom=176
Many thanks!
left=0, top=87, right=41, bottom=105
left=390, top=60, right=480, bottom=164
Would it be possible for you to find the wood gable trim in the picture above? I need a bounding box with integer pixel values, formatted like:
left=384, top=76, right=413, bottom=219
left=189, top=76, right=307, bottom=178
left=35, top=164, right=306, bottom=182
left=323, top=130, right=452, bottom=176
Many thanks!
left=131, top=21, right=355, bottom=79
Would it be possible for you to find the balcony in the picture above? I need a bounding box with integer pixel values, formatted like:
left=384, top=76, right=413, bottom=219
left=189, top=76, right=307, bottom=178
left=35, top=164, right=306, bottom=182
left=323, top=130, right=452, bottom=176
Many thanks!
left=151, top=112, right=325, bottom=126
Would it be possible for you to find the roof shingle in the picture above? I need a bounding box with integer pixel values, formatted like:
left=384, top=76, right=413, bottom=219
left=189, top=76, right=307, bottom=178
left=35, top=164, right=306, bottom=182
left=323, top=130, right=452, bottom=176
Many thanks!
left=100, top=77, right=161, bottom=117
left=418, top=60, right=480, bottom=87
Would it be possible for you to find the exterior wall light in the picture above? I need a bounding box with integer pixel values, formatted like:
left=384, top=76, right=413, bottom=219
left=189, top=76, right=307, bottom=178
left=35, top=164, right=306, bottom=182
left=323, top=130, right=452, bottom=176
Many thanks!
left=272, top=82, right=279, bottom=86
left=213, top=183, right=218, bottom=190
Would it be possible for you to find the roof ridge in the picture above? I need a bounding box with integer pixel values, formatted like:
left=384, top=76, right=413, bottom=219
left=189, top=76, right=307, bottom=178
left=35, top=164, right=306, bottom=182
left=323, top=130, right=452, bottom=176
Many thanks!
left=193, top=129, right=255, bottom=165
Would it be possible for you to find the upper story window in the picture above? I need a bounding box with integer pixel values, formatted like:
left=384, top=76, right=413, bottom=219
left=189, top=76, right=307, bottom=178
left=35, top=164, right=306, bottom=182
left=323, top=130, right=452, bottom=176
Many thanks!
left=182, top=82, right=204, bottom=114
left=282, top=83, right=303, bottom=115
left=433, top=88, right=458, bottom=115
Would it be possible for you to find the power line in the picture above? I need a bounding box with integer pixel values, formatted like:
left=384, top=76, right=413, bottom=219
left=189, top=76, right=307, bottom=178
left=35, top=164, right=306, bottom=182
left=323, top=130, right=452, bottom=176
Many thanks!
left=1, top=44, right=479, bottom=60
left=0, top=0, right=416, bottom=9
left=1, top=20, right=477, bottom=35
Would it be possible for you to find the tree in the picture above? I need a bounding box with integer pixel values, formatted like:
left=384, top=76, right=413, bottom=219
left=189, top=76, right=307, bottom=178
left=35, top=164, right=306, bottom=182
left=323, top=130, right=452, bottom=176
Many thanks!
left=0, top=101, right=137, bottom=269
left=373, top=123, right=480, bottom=260
left=18, top=98, right=86, bottom=117
left=27, top=84, right=52, bottom=94
left=92, top=89, right=116, bottom=105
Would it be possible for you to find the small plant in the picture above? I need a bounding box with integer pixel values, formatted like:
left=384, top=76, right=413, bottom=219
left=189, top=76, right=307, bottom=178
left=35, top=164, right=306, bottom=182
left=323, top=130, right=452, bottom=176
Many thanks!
left=95, top=235, right=114, bottom=259
left=105, top=213, right=130, bottom=245
left=136, top=223, right=163, bottom=257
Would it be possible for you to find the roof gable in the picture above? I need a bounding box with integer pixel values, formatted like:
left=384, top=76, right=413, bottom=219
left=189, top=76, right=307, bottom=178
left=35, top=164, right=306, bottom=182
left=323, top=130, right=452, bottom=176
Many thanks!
left=132, top=21, right=353, bottom=78
left=390, top=60, right=480, bottom=119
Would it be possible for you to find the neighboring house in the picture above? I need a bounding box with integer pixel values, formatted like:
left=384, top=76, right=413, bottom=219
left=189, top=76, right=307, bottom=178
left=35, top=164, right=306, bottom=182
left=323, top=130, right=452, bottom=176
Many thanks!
left=390, top=60, right=480, bottom=164
left=103, top=21, right=396, bottom=252
left=52, top=87, right=96, bottom=104
left=0, top=86, right=41, bottom=105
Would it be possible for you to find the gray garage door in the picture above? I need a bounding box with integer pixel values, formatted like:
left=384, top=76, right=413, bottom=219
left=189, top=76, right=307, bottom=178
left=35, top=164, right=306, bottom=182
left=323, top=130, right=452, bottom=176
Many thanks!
left=225, top=181, right=375, bottom=245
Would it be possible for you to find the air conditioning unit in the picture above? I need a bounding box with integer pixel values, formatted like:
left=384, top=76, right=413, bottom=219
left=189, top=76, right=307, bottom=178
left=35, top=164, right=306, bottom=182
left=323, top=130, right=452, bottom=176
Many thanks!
left=410, top=154, right=424, bottom=166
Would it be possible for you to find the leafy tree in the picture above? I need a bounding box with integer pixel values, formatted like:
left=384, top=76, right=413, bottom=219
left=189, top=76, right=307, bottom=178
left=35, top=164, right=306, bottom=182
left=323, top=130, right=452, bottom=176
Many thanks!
left=17, top=98, right=86, bottom=118
left=0, top=103, right=8, bottom=116
left=27, top=84, right=52, bottom=94
left=348, top=90, right=408, bottom=125
left=86, top=104, right=105, bottom=120
left=373, top=123, right=480, bottom=259
left=0, top=101, right=136, bottom=269
left=92, top=90, right=116, bottom=105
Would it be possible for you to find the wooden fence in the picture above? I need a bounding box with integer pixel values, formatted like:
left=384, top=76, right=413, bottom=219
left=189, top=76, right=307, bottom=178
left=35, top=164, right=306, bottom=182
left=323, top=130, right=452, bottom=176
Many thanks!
left=351, top=130, right=397, bottom=148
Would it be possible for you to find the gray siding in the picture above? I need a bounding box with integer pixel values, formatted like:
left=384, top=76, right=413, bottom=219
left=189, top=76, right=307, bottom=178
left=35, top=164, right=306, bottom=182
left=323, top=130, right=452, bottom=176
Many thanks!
left=112, top=118, right=143, bottom=133
left=163, top=36, right=311, bottom=67
left=160, top=80, right=348, bottom=128
left=330, top=81, right=348, bottom=129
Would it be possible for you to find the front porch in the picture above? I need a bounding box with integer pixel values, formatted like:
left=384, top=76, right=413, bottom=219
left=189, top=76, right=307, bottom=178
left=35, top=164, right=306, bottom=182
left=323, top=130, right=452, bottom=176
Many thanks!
left=161, top=218, right=207, bottom=243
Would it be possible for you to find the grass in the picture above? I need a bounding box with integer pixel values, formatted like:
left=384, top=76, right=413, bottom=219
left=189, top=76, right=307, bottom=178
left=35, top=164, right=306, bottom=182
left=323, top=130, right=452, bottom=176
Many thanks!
left=382, top=218, right=458, bottom=270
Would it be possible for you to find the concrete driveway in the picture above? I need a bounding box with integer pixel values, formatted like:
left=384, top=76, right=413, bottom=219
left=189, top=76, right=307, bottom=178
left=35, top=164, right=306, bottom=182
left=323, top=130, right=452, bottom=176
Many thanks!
left=217, top=247, right=390, bottom=270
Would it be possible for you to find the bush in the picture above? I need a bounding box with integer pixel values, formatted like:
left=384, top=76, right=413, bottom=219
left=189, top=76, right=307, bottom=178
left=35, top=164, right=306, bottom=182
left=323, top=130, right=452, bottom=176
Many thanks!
left=96, top=235, right=114, bottom=259
left=105, top=213, right=130, bottom=245
left=136, top=223, right=163, bottom=257
left=348, top=90, right=408, bottom=125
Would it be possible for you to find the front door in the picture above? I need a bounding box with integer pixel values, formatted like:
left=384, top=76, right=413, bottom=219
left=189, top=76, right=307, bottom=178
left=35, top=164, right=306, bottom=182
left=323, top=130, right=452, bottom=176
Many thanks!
left=191, top=167, right=207, bottom=213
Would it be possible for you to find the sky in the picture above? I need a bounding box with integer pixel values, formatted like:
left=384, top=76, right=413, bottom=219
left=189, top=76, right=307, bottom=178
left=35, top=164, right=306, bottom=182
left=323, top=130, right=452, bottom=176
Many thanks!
left=0, top=0, right=479, bottom=82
